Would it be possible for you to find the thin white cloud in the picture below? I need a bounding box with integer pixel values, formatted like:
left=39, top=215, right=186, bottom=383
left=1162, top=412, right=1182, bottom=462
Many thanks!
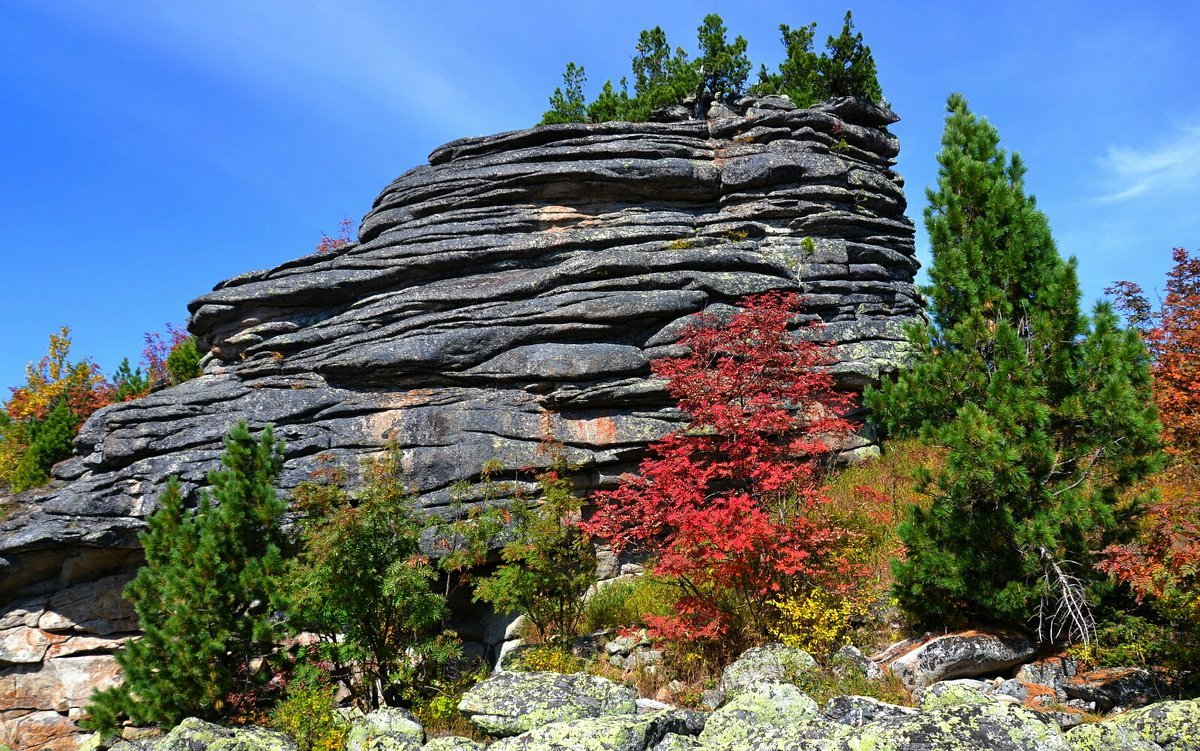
left=1095, top=123, right=1200, bottom=203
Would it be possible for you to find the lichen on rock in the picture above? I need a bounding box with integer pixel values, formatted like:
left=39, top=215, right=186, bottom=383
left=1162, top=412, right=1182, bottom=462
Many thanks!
left=458, top=670, right=637, bottom=737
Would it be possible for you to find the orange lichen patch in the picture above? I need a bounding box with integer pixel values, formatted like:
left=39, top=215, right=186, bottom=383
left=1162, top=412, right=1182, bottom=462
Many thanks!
left=562, top=416, right=620, bottom=446
left=1020, top=681, right=1060, bottom=708
left=1069, top=667, right=1141, bottom=687
left=536, top=205, right=587, bottom=232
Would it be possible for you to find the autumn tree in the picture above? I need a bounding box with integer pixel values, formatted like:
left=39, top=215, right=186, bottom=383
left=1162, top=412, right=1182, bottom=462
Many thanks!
left=866, top=95, right=1161, bottom=642
left=84, top=423, right=288, bottom=732
left=0, top=327, right=112, bottom=492
left=1100, top=248, right=1200, bottom=665
left=315, top=217, right=355, bottom=254
left=586, top=292, right=863, bottom=656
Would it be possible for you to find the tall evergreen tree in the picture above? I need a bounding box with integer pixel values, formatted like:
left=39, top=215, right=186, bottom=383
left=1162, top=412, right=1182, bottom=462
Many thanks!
left=84, top=422, right=288, bottom=732
left=694, top=14, right=751, bottom=105
left=866, top=95, right=1161, bottom=641
left=818, top=11, right=882, bottom=101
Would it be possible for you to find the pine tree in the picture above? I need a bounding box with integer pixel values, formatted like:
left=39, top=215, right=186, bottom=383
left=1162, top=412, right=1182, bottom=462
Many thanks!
left=818, top=11, right=882, bottom=101
left=83, top=422, right=287, bottom=732
left=695, top=14, right=751, bottom=106
left=539, top=62, right=589, bottom=125
left=866, top=95, right=1161, bottom=641
left=760, top=22, right=821, bottom=106
left=9, top=398, right=78, bottom=492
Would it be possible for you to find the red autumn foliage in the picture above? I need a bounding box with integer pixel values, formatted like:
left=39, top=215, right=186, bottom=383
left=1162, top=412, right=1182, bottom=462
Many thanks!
left=1102, top=248, right=1200, bottom=623
left=1108, top=248, right=1200, bottom=461
left=315, top=218, right=354, bottom=253
left=584, top=291, right=860, bottom=647
left=142, top=323, right=192, bottom=388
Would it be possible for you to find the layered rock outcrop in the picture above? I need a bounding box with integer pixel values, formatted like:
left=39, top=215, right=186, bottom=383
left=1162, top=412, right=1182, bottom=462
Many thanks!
left=0, top=95, right=919, bottom=748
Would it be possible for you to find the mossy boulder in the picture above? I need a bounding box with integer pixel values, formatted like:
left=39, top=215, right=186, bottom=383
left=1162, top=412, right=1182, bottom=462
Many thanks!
left=151, top=717, right=296, bottom=751
left=1105, top=700, right=1200, bottom=750
left=822, top=695, right=917, bottom=727
left=705, top=721, right=851, bottom=751
left=1063, top=722, right=1163, bottom=751
left=347, top=707, right=425, bottom=751
left=848, top=698, right=1070, bottom=751
left=718, top=644, right=818, bottom=699
left=919, top=679, right=1005, bottom=710
left=489, top=711, right=695, bottom=751
left=458, top=671, right=637, bottom=737
left=699, top=682, right=822, bottom=747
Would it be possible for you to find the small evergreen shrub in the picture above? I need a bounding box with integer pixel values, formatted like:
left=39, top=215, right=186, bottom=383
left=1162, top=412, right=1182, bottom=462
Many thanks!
left=83, top=422, right=289, bottom=733
left=540, top=12, right=883, bottom=126
left=285, top=447, right=459, bottom=709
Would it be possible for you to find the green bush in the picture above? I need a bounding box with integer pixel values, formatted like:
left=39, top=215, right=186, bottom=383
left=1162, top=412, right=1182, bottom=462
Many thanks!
left=511, top=645, right=585, bottom=674
left=165, top=336, right=204, bottom=385
left=285, top=447, right=459, bottom=709
left=270, top=664, right=348, bottom=751
left=583, top=577, right=679, bottom=633
left=471, top=454, right=597, bottom=642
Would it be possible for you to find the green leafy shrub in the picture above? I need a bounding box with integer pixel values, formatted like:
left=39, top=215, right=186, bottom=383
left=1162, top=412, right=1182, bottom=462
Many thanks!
left=512, top=645, right=585, bottom=674
left=270, top=663, right=348, bottom=751
left=791, top=656, right=911, bottom=706
left=285, top=448, right=459, bottom=709
left=472, top=453, right=597, bottom=642
left=165, top=335, right=204, bottom=384
left=583, top=577, right=679, bottom=633
left=84, top=422, right=289, bottom=733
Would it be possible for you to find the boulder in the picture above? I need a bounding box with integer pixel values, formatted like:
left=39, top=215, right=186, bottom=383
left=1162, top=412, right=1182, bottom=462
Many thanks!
left=347, top=707, right=425, bottom=751
left=458, top=671, right=637, bottom=737
left=419, top=736, right=484, bottom=751
left=699, top=721, right=850, bottom=751
left=919, top=679, right=1007, bottom=709
left=1103, top=699, right=1200, bottom=751
left=850, top=698, right=1071, bottom=751
left=718, top=643, right=818, bottom=699
left=821, top=695, right=917, bottom=727
left=832, top=644, right=882, bottom=680
left=1062, top=667, right=1171, bottom=712
left=648, top=734, right=699, bottom=751
left=885, top=631, right=1037, bottom=690
left=150, top=717, right=296, bottom=751
left=1063, top=722, right=1164, bottom=751
left=698, top=682, right=820, bottom=747
left=489, top=711, right=695, bottom=751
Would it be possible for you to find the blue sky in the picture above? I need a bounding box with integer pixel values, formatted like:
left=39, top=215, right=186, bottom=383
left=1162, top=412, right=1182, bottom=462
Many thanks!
left=2, top=1, right=1197, bottom=390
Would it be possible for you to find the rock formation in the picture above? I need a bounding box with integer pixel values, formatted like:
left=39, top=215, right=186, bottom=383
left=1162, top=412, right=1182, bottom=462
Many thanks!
left=0, top=95, right=919, bottom=749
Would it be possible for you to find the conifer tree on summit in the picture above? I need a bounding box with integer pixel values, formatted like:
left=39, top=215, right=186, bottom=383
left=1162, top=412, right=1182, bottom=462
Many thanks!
left=867, top=94, right=1161, bottom=642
